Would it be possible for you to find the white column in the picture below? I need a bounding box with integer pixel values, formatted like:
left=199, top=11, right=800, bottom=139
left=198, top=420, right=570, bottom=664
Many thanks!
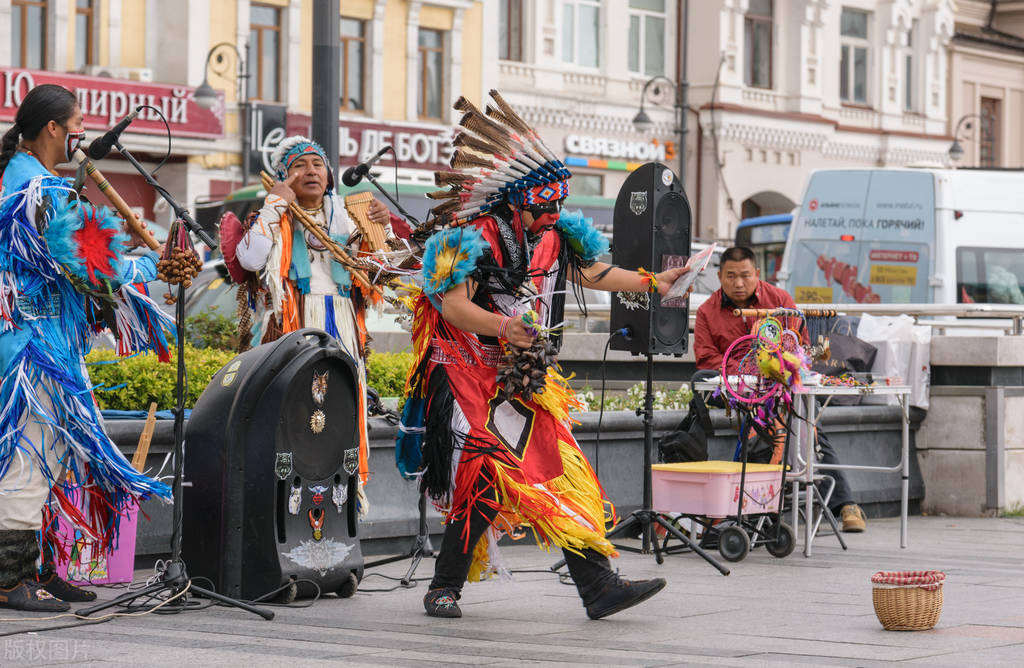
left=447, top=7, right=464, bottom=123
left=405, top=1, right=421, bottom=121
left=369, top=0, right=386, bottom=119
left=922, top=1, right=954, bottom=132
left=0, top=0, right=12, bottom=69
left=49, top=0, right=70, bottom=72
left=716, top=0, right=747, bottom=105
left=479, top=0, right=498, bottom=92
left=145, top=0, right=159, bottom=79
left=788, top=0, right=826, bottom=115
left=107, top=0, right=122, bottom=67
left=285, top=0, right=301, bottom=109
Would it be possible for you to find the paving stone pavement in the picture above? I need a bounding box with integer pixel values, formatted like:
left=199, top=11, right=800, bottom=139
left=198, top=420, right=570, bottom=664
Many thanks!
left=2, top=516, right=1022, bottom=666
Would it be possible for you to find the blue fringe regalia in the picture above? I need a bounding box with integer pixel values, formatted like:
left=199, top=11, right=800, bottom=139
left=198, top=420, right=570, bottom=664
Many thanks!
left=0, top=151, right=173, bottom=557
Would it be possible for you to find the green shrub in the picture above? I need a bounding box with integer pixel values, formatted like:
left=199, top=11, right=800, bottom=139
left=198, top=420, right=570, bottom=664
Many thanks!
left=576, top=384, right=692, bottom=412
left=186, top=308, right=241, bottom=351
left=365, top=350, right=415, bottom=397
left=86, top=344, right=237, bottom=411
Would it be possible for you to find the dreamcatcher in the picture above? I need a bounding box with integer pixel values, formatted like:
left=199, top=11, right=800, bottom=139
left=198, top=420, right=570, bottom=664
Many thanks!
left=719, top=312, right=807, bottom=426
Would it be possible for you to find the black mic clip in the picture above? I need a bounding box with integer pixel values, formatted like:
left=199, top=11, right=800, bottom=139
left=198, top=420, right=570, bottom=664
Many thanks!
left=341, top=145, right=392, bottom=188
left=87, top=106, right=144, bottom=160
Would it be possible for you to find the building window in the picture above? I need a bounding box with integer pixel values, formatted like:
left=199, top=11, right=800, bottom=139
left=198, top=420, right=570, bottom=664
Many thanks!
left=572, top=173, right=603, bottom=197
left=499, top=0, right=523, bottom=61
left=75, top=0, right=94, bottom=69
left=248, top=4, right=281, bottom=102
left=840, top=8, right=870, bottom=105
left=562, top=0, right=600, bottom=68
left=903, top=20, right=916, bottom=111
left=744, top=0, right=772, bottom=89
left=341, top=18, right=365, bottom=111
left=12, top=0, right=47, bottom=69
left=628, top=0, right=665, bottom=77
left=979, top=98, right=1000, bottom=168
left=418, top=28, right=444, bottom=120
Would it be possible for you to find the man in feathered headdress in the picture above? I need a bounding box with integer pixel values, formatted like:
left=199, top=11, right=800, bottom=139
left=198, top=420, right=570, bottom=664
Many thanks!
left=398, top=90, right=694, bottom=620
left=236, top=135, right=401, bottom=501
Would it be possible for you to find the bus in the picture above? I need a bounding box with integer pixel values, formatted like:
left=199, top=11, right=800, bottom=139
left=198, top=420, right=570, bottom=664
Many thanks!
left=735, top=213, right=791, bottom=284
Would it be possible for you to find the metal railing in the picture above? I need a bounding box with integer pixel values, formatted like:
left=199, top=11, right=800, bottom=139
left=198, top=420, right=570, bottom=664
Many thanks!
left=561, top=302, right=1024, bottom=335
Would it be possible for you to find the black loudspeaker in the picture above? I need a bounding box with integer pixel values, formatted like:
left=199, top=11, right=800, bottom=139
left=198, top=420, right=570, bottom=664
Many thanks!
left=610, top=162, right=693, bottom=355
left=182, top=329, right=364, bottom=600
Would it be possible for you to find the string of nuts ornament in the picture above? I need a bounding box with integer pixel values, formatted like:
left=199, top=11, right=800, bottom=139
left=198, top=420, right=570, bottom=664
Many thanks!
left=156, top=218, right=203, bottom=304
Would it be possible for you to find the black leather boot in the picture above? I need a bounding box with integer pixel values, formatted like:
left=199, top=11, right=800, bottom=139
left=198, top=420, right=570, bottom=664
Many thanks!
left=0, top=530, right=70, bottom=612
left=584, top=575, right=666, bottom=620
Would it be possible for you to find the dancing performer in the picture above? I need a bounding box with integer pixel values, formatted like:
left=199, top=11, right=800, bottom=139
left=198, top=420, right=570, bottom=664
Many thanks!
left=0, top=84, right=173, bottom=611
left=397, top=91, right=691, bottom=619
left=236, top=135, right=398, bottom=497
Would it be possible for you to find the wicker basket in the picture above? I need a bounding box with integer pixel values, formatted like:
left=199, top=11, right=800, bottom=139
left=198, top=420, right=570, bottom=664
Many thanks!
left=871, top=570, right=945, bottom=631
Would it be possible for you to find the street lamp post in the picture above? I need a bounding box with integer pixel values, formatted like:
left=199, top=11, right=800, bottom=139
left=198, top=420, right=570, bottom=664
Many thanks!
left=948, top=111, right=993, bottom=167
left=194, top=42, right=251, bottom=184
left=632, top=0, right=688, bottom=187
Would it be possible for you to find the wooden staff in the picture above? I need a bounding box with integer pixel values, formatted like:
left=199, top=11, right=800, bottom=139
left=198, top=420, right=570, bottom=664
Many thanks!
left=732, top=308, right=839, bottom=318
left=258, top=171, right=383, bottom=300
left=71, top=149, right=160, bottom=250
left=130, top=402, right=158, bottom=473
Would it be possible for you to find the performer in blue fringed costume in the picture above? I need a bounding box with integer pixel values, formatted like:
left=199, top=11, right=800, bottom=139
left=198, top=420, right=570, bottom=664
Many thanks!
left=0, top=84, right=173, bottom=612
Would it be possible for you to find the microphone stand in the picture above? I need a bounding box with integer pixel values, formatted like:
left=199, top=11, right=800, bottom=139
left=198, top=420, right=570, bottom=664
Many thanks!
left=109, top=140, right=217, bottom=248
left=350, top=170, right=422, bottom=229
left=76, top=141, right=272, bottom=620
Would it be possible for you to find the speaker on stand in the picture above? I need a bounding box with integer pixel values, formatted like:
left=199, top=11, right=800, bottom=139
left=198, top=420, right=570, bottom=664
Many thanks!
left=603, top=162, right=728, bottom=574
left=182, top=329, right=365, bottom=601
left=610, top=162, right=692, bottom=356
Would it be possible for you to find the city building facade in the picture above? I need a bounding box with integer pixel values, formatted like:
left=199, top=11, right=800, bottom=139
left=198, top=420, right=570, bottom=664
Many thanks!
left=0, top=0, right=487, bottom=232
left=948, top=0, right=1024, bottom=169
left=2, top=1, right=979, bottom=245
left=685, top=0, right=956, bottom=242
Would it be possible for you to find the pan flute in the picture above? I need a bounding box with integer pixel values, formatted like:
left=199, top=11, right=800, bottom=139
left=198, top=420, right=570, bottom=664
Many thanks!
left=344, top=192, right=388, bottom=253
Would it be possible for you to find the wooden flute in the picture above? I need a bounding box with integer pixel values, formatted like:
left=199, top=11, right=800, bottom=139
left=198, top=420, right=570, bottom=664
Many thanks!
left=70, top=149, right=160, bottom=250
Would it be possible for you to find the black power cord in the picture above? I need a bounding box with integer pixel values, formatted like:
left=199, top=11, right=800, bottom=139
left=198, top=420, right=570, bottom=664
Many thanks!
left=593, top=326, right=631, bottom=478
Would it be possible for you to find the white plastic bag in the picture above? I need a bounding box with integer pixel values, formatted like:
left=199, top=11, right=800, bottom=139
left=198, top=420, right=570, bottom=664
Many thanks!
left=856, top=314, right=930, bottom=410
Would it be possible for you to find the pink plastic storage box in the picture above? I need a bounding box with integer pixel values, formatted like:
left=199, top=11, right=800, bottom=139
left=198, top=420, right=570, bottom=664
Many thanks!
left=54, top=499, right=139, bottom=585
left=651, top=461, right=784, bottom=518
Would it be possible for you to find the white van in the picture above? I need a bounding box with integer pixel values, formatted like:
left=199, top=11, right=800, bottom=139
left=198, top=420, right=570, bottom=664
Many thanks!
left=778, top=168, right=1024, bottom=305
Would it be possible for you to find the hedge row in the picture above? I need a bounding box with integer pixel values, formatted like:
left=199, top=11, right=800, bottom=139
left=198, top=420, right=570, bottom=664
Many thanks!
left=84, top=347, right=691, bottom=412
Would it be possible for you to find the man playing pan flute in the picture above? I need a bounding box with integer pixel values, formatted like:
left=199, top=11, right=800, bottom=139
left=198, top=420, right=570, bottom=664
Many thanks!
left=236, top=135, right=400, bottom=501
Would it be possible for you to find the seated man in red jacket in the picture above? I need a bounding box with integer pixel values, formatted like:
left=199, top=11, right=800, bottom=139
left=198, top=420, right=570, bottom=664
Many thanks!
left=693, top=246, right=866, bottom=533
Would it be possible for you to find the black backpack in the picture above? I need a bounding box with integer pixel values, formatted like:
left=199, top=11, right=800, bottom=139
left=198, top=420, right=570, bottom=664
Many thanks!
left=658, top=392, right=713, bottom=463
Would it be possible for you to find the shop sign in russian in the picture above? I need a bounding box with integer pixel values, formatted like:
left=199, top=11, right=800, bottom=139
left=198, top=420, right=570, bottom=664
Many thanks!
left=0, top=68, right=224, bottom=139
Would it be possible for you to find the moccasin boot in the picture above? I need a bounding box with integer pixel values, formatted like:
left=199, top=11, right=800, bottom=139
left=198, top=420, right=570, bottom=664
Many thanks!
left=0, top=579, right=71, bottom=612
left=37, top=569, right=97, bottom=602
left=585, top=575, right=666, bottom=620
left=840, top=504, right=867, bottom=533
left=423, top=587, right=462, bottom=618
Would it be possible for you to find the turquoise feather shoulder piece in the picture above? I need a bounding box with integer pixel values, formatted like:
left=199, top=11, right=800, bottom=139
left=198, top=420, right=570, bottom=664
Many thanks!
left=422, top=226, right=489, bottom=296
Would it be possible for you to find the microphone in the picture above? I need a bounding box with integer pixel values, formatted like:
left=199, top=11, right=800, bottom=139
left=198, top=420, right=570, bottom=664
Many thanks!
left=87, top=106, right=143, bottom=160
left=341, top=145, right=392, bottom=187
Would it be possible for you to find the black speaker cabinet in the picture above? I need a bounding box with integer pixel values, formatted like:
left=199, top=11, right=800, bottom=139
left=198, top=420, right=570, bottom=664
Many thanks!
left=610, top=162, right=692, bottom=356
left=182, top=328, right=364, bottom=600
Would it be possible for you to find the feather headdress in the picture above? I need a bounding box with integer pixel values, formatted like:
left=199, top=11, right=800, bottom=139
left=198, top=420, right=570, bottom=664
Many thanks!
left=426, top=90, right=572, bottom=228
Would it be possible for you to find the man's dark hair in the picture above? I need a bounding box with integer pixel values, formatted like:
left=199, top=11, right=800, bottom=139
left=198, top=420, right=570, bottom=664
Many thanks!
left=720, top=246, right=756, bottom=266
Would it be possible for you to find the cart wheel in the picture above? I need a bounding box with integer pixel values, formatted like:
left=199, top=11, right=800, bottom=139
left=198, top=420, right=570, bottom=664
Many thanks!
left=718, top=526, right=750, bottom=562
left=336, top=571, right=359, bottom=598
left=765, top=522, right=796, bottom=558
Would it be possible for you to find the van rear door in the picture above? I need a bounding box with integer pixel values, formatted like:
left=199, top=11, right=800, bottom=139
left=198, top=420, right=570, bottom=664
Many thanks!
left=782, top=170, right=935, bottom=304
